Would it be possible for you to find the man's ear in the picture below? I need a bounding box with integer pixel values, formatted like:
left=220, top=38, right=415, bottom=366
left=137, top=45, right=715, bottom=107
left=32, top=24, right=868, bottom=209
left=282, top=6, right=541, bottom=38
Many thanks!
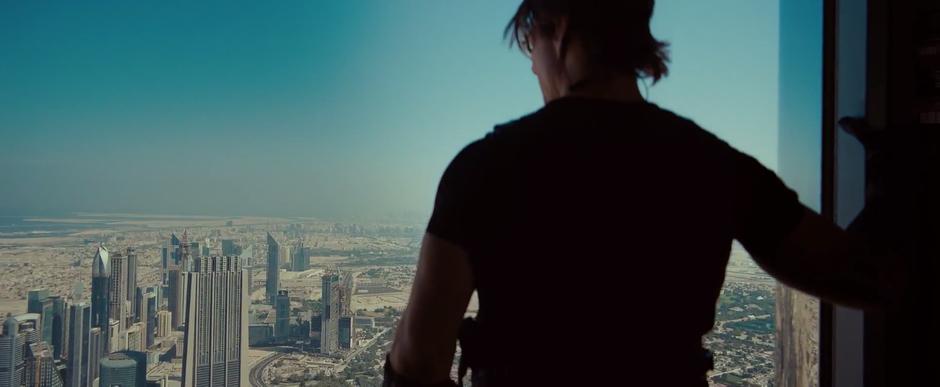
left=552, top=16, right=569, bottom=58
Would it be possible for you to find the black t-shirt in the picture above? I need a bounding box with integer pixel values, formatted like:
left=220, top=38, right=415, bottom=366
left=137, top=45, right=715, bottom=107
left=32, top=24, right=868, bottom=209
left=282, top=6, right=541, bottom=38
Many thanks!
left=426, top=97, right=804, bottom=382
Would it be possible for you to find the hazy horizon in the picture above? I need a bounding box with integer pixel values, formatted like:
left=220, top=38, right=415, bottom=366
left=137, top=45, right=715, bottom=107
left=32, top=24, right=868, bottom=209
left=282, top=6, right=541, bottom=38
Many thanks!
left=0, top=0, right=779, bottom=220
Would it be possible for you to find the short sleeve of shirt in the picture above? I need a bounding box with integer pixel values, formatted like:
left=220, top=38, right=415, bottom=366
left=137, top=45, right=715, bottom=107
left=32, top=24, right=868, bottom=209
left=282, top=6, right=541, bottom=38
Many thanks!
left=728, top=146, right=806, bottom=258
left=426, top=139, right=490, bottom=253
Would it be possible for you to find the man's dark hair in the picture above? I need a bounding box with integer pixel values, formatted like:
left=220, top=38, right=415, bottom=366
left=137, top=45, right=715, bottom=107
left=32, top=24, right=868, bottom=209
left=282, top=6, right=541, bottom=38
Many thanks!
left=505, top=0, right=670, bottom=83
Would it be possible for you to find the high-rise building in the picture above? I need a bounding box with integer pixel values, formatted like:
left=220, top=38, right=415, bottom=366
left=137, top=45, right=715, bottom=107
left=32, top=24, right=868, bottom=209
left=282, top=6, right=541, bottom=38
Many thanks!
left=0, top=317, right=26, bottom=387
left=179, top=231, right=192, bottom=272
left=320, top=273, right=355, bottom=354
left=290, top=241, right=308, bottom=272
left=146, top=286, right=162, bottom=315
left=247, top=324, right=273, bottom=347
left=320, top=274, right=339, bottom=354
left=24, top=341, right=63, bottom=387
left=166, top=268, right=182, bottom=330
left=275, top=291, right=290, bottom=339
left=240, top=245, right=254, bottom=268
left=125, top=323, right=143, bottom=352
left=154, top=311, right=171, bottom=339
left=338, top=317, right=354, bottom=350
left=190, top=241, right=200, bottom=260
left=108, top=319, right=122, bottom=353
left=54, top=362, right=67, bottom=387
left=49, top=296, right=68, bottom=360
left=27, top=289, right=54, bottom=347
left=87, top=328, right=102, bottom=385
left=265, top=233, right=280, bottom=305
left=99, top=351, right=146, bottom=387
left=133, top=288, right=142, bottom=325
left=160, top=246, right=169, bottom=286
left=125, top=248, right=138, bottom=324
left=245, top=268, right=254, bottom=294
left=181, top=256, right=248, bottom=387
left=109, top=253, right=129, bottom=333
left=309, top=314, right=321, bottom=339
left=170, top=234, right=181, bottom=266
left=14, top=314, right=41, bottom=348
left=280, top=245, right=291, bottom=270
left=200, top=239, right=210, bottom=259
left=66, top=303, right=91, bottom=387
left=161, top=235, right=181, bottom=286
left=140, top=291, right=156, bottom=349
left=91, top=246, right=111, bottom=355
left=220, top=240, right=238, bottom=257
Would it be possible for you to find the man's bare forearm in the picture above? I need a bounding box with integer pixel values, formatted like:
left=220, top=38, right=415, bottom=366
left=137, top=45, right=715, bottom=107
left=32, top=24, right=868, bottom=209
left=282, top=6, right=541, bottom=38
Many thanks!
left=753, top=208, right=906, bottom=310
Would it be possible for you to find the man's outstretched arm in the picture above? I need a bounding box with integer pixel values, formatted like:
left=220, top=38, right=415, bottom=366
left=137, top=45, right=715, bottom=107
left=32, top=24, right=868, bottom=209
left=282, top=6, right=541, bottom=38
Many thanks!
left=751, top=207, right=906, bottom=310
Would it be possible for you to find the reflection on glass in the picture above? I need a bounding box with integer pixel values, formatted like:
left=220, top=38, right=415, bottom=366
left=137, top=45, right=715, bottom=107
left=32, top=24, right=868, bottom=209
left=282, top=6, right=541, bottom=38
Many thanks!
left=775, top=0, right=824, bottom=386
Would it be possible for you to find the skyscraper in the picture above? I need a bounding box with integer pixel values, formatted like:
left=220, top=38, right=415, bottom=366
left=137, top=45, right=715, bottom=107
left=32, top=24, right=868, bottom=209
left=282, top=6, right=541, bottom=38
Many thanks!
left=90, top=246, right=111, bottom=354
left=265, top=233, right=280, bottom=305
left=181, top=256, right=248, bottom=387
left=338, top=316, right=354, bottom=350
left=125, top=323, right=143, bottom=352
left=280, top=245, right=291, bottom=270
left=319, top=274, right=339, bottom=354
left=275, top=291, right=290, bottom=339
left=220, top=240, right=237, bottom=257
left=240, top=244, right=253, bottom=268
left=161, top=234, right=181, bottom=286
left=291, top=241, right=308, bottom=272
left=109, top=253, right=129, bottom=332
left=140, top=291, right=156, bottom=349
left=0, top=317, right=26, bottom=387
left=190, top=241, right=201, bottom=260
left=179, top=230, right=192, bottom=272
left=166, top=268, right=182, bottom=330
left=170, top=234, right=181, bottom=266
left=66, top=303, right=91, bottom=387
left=87, top=328, right=102, bottom=385
left=14, top=314, right=41, bottom=348
left=27, top=289, right=54, bottom=347
left=155, top=311, right=171, bottom=338
left=25, top=341, right=62, bottom=387
left=320, top=273, right=354, bottom=354
left=160, top=246, right=169, bottom=286
left=125, top=248, right=138, bottom=324
left=49, top=296, right=68, bottom=360
left=99, top=352, right=145, bottom=387
left=108, top=319, right=122, bottom=353
left=200, top=239, right=210, bottom=258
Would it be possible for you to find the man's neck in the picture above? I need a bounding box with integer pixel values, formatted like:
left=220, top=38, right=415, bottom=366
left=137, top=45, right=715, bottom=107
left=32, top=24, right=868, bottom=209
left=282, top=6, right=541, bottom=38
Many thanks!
left=564, top=75, right=644, bottom=104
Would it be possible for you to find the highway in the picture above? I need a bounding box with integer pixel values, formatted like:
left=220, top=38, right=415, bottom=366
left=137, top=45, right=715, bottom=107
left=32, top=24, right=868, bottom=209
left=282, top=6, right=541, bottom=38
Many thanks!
left=249, top=352, right=285, bottom=387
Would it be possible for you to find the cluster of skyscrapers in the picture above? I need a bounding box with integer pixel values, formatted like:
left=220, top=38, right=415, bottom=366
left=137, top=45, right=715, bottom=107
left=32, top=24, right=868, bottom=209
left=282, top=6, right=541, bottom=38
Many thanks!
left=2, top=229, right=358, bottom=387
left=259, top=233, right=355, bottom=354
left=1, top=230, right=249, bottom=387
left=1, top=246, right=152, bottom=387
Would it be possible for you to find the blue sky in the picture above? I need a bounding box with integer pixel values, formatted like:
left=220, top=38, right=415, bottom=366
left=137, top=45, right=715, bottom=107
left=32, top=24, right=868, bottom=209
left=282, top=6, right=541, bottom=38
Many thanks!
left=0, top=0, right=779, bottom=220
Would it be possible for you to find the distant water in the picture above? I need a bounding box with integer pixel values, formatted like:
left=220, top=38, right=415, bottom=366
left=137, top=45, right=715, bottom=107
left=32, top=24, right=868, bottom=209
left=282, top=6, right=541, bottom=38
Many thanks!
left=0, top=216, right=107, bottom=238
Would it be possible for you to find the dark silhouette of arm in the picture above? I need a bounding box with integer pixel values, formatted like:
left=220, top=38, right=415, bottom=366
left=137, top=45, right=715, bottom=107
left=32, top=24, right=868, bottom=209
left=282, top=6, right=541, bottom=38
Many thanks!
left=748, top=206, right=905, bottom=310
left=388, top=233, right=474, bottom=384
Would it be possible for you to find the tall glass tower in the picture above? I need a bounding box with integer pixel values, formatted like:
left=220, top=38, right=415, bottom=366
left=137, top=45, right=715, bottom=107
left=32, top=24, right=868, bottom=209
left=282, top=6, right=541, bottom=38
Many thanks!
left=125, top=247, right=138, bottom=323
left=90, top=246, right=111, bottom=354
left=66, top=303, right=91, bottom=387
left=275, top=290, right=290, bottom=339
left=265, top=233, right=280, bottom=304
left=181, top=256, right=248, bottom=387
